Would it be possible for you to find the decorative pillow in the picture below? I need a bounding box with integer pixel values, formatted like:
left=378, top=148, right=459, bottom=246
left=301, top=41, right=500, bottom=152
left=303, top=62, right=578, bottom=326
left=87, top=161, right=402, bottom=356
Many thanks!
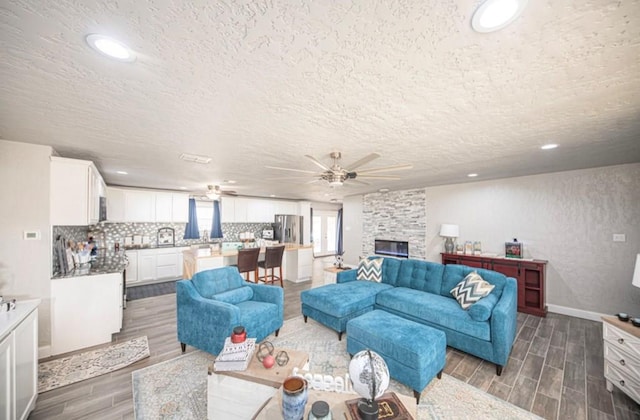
left=357, top=258, right=383, bottom=282
left=450, top=272, right=495, bottom=310
left=211, top=286, right=254, bottom=305
left=467, top=292, right=499, bottom=321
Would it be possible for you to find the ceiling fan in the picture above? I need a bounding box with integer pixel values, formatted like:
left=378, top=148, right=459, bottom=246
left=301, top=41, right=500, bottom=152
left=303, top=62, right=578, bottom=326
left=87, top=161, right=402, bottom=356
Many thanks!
left=196, top=185, right=237, bottom=200
left=266, top=152, right=412, bottom=186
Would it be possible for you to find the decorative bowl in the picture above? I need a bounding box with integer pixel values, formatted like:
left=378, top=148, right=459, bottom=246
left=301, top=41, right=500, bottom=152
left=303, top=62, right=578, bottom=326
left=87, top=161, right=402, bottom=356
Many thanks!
left=617, top=313, right=630, bottom=322
left=631, top=318, right=640, bottom=327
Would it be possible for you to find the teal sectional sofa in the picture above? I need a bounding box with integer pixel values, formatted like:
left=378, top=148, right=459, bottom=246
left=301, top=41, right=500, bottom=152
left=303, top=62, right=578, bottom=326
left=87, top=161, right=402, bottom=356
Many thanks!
left=300, top=257, right=517, bottom=374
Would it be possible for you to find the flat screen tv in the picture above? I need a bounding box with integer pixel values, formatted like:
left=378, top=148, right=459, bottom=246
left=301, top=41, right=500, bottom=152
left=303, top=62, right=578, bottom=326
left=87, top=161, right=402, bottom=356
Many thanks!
left=374, top=239, right=409, bottom=258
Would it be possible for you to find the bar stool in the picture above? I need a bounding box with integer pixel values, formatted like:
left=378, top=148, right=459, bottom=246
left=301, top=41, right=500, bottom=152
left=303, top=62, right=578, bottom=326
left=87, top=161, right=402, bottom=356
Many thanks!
left=258, top=245, right=286, bottom=287
left=235, top=247, right=261, bottom=283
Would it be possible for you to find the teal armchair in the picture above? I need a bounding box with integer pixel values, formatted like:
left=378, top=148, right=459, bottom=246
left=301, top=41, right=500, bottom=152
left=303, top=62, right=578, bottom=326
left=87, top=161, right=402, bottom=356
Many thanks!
left=177, top=266, right=283, bottom=355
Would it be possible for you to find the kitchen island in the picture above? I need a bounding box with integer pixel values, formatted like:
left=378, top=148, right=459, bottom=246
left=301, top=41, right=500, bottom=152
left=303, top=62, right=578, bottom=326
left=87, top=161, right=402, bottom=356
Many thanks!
left=182, top=244, right=313, bottom=283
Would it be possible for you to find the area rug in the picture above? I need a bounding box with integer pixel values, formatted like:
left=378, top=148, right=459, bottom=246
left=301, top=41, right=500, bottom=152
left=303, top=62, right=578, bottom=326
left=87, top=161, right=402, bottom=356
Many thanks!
left=132, top=319, right=540, bottom=419
left=38, top=336, right=150, bottom=393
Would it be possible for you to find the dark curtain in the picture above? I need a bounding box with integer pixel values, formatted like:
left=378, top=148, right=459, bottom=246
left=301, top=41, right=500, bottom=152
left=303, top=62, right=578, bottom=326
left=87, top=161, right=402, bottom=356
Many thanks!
left=183, top=198, right=200, bottom=239
left=211, top=200, right=223, bottom=239
left=336, top=208, right=343, bottom=255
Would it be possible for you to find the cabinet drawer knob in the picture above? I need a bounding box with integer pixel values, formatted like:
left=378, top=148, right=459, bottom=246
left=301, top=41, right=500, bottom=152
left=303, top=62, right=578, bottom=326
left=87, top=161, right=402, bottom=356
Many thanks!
left=620, top=380, right=625, bottom=387
left=620, top=359, right=626, bottom=366
left=618, top=338, right=625, bottom=344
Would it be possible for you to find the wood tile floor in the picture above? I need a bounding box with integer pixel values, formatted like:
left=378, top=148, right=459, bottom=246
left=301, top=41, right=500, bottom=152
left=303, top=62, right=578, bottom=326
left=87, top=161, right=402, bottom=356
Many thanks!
left=30, top=257, right=640, bottom=419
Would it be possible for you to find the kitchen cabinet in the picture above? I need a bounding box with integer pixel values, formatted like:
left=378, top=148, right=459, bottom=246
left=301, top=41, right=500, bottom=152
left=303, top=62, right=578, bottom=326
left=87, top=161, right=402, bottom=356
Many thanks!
left=50, top=157, right=105, bottom=226
left=0, top=300, right=39, bottom=420
left=220, top=197, right=303, bottom=223
left=138, top=250, right=157, bottom=282
left=51, top=273, right=122, bottom=355
left=126, top=247, right=189, bottom=285
left=106, top=187, right=189, bottom=223
left=125, top=251, right=139, bottom=284
left=441, top=253, right=547, bottom=317
left=283, top=247, right=313, bottom=283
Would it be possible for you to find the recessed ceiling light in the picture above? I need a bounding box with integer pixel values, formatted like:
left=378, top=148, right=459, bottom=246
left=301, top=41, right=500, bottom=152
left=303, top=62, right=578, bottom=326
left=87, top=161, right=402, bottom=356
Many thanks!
left=224, top=180, right=237, bottom=184
left=85, top=34, right=136, bottom=62
left=379, top=188, right=390, bottom=193
left=541, top=143, right=558, bottom=150
left=467, top=173, right=478, bottom=178
left=179, top=187, right=187, bottom=190
left=471, top=0, right=528, bottom=33
left=269, top=194, right=276, bottom=197
left=116, top=171, right=128, bottom=175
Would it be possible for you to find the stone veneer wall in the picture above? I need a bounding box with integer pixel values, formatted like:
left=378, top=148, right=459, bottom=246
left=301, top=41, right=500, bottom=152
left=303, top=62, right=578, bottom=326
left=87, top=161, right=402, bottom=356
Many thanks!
left=362, top=188, right=427, bottom=259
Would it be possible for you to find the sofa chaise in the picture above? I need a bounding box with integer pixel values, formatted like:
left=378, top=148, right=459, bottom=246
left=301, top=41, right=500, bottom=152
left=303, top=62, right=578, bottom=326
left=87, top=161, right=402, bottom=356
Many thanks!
left=301, top=257, right=517, bottom=374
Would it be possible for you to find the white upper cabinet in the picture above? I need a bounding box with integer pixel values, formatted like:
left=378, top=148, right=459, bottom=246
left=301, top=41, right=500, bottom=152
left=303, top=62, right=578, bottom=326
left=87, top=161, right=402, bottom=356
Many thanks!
left=155, top=192, right=173, bottom=222
left=171, top=194, right=189, bottom=223
left=124, top=190, right=156, bottom=222
left=219, top=197, right=302, bottom=223
left=106, top=187, right=189, bottom=223
left=51, top=157, right=105, bottom=226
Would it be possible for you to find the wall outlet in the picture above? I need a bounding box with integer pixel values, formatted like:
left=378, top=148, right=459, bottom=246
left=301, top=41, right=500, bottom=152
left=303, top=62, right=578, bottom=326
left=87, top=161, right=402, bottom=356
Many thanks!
left=613, top=234, right=626, bottom=242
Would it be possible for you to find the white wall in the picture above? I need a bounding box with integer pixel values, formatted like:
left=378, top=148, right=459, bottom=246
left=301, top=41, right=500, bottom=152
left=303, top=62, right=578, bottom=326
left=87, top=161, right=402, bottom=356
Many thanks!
left=342, top=195, right=363, bottom=266
left=344, top=163, right=640, bottom=319
left=0, top=140, right=53, bottom=347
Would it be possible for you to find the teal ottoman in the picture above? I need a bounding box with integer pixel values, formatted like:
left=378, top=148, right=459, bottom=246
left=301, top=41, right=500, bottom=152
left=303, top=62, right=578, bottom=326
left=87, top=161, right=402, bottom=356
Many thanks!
left=346, top=310, right=446, bottom=403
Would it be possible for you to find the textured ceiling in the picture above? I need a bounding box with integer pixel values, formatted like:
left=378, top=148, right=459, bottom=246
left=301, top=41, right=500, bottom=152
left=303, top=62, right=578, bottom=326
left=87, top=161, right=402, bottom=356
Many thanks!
left=1, top=0, right=639, bottom=202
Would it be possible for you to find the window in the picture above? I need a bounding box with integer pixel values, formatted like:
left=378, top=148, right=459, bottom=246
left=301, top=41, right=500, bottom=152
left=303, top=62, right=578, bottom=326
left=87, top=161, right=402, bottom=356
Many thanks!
left=195, top=200, right=213, bottom=238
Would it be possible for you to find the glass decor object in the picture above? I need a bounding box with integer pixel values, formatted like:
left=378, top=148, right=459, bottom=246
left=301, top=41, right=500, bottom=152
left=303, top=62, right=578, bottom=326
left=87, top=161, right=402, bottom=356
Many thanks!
left=256, top=341, right=274, bottom=362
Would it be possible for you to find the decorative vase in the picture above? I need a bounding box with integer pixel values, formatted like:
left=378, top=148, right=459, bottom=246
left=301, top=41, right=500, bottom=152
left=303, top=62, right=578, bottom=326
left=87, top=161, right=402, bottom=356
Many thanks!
left=282, top=376, right=308, bottom=420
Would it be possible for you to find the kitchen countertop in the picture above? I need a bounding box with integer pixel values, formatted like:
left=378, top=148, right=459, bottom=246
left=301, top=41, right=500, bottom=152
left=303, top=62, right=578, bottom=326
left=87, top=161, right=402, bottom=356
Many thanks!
left=51, top=250, right=127, bottom=279
left=183, top=243, right=312, bottom=259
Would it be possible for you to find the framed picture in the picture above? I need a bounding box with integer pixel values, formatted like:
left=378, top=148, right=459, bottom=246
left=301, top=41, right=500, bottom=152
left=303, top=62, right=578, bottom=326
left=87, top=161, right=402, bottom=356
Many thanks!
left=455, top=243, right=464, bottom=254
left=473, top=241, right=482, bottom=255
left=505, top=241, right=523, bottom=259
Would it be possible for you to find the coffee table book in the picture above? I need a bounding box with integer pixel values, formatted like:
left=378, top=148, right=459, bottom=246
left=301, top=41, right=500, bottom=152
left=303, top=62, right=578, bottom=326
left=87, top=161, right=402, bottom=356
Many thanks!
left=345, top=392, right=413, bottom=420
left=214, top=338, right=256, bottom=372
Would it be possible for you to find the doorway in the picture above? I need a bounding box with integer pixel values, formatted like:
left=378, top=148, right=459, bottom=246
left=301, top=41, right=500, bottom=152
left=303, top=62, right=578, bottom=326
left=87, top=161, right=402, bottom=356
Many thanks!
left=312, top=210, right=338, bottom=257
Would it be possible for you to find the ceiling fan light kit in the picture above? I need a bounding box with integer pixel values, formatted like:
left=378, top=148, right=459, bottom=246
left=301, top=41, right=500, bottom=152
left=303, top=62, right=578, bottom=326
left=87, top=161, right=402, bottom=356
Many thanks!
left=266, top=151, right=413, bottom=188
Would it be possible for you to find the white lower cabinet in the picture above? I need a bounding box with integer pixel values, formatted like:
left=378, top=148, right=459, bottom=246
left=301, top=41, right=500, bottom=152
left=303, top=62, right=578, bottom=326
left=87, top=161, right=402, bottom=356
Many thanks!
left=51, top=273, right=123, bottom=355
left=125, top=251, right=139, bottom=284
left=0, top=300, right=39, bottom=420
left=126, top=247, right=190, bottom=285
left=283, top=247, right=313, bottom=283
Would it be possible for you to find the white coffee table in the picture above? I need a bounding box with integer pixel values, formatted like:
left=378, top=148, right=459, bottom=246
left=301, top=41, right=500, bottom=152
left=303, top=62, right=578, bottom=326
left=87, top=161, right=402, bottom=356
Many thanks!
left=207, top=373, right=277, bottom=420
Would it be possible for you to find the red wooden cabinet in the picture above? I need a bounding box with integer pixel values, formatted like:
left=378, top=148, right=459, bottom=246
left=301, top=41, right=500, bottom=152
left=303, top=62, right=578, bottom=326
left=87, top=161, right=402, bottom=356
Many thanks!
left=441, top=253, right=547, bottom=317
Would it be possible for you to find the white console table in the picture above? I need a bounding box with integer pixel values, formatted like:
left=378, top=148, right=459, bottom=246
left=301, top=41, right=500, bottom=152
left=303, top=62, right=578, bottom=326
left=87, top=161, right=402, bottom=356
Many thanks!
left=0, top=299, right=40, bottom=420
left=602, top=316, right=640, bottom=404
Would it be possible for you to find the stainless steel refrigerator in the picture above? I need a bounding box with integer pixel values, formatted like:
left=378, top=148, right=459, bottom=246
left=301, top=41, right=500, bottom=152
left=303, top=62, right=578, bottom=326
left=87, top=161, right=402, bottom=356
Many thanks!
left=273, top=215, right=303, bottom=244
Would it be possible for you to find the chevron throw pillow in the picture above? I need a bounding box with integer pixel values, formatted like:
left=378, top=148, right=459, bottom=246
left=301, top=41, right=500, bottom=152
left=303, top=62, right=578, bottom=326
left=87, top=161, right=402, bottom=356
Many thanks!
left=356, top=258, right=383, bottom=282
left=450, top=272, right=495, bottom=310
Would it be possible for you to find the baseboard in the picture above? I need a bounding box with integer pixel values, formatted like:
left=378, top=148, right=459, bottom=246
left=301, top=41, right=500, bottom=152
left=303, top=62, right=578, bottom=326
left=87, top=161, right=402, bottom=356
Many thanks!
left=39, top=345, right=51, bottom=360
left=547, top=304, right=607, bottom=322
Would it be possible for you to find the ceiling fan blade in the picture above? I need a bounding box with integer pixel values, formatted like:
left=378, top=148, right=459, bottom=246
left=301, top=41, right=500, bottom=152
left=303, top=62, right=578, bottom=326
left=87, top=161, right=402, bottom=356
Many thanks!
left=305, top=155, right=331, bottom=171
left=265, top=165, right=319, bottom=174
left=345, top=153, right=381, bottom=171
left=356, top=164, right=413, bottom=174
left=356, top=175, right=402, bottom=180
left=346, top=179, right=370, bottom=186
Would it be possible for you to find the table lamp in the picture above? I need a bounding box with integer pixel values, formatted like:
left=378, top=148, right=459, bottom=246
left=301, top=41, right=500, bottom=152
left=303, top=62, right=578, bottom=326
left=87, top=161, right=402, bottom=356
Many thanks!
left=439, top=224, right=459, bottom=254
